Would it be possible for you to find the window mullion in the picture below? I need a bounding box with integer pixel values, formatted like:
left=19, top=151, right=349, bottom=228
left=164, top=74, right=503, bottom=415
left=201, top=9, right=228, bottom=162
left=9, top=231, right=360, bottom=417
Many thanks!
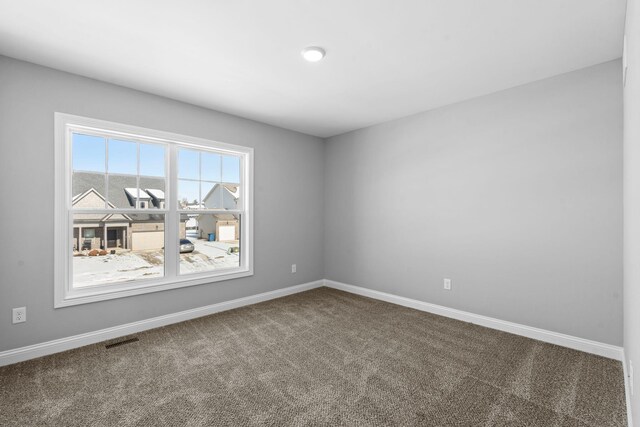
left=136, top=141, right=140, bottom=208
left=165, top=144, right=178, bottom=279
left=105, top=139, right=109, bottom=209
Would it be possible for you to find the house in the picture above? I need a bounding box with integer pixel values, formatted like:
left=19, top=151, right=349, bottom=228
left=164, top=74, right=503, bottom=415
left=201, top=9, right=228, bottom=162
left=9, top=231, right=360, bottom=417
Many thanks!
left=71, top=172, right=182, bottom=251
left=145, top=188, right=166, bottom=209
left=1, top=1, right=639, bottom=426
left=124, top=187, right=152, bottom=209
left=194, top=184, right=240, bottom=242
left=71, top=187, right=132, bottom=250
left=179, top=184, right=239, bottom=242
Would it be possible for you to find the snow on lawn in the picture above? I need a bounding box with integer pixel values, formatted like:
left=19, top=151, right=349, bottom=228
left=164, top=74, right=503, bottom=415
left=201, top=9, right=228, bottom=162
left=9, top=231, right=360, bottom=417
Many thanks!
left=73, top=240, right=239, bottom=287
left=73, top=251, right=164, bottom=288
left=180, top=239, right=239, bottom=274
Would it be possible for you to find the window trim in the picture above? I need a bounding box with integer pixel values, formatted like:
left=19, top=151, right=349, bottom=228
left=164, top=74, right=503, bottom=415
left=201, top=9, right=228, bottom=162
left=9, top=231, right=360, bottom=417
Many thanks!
left=54, top=113, right=254, bottom=308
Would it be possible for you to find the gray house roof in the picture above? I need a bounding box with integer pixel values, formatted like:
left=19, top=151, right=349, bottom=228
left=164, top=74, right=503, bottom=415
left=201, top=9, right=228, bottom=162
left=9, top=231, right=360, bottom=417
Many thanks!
left=72, top=172, right=166, bottom=221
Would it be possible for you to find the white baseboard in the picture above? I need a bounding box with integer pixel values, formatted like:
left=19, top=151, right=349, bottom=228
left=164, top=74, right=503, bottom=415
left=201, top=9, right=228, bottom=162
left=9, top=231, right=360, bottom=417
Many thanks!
left=623, top=351, right=635, bottom=427
left=0, top=280, right=324, bottom=367
left=0, top=278, right=624, bottom=368
left=324, top=279, right=624, bottom=361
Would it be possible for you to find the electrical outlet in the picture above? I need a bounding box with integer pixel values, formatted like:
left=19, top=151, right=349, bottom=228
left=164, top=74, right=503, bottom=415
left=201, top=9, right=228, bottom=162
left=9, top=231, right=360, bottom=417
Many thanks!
left=12, top=307, right=26, bottom=324
left=443, top=278, right=452, bottom=290
left=291, top=264, right=297, bottom=273
left=630, top=360, right=635, bottom=396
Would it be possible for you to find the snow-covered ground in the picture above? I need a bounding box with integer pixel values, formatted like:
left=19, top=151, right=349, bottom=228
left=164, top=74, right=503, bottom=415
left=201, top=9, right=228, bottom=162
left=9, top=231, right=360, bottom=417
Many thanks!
left=73, top=250, right=164, bottom=287
left=180, top=239, right=239, bottom=274
left=73, top=239, right=239, bottom=287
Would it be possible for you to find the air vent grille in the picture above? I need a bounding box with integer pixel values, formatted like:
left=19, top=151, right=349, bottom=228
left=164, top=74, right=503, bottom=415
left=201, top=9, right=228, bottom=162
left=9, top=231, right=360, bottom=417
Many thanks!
left=105, top=337, right=139, bottom=349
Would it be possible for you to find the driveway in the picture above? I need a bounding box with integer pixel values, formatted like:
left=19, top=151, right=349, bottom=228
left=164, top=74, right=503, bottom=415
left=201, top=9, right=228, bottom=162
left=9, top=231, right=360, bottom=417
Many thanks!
left=73, top=239, right=239, bottom=287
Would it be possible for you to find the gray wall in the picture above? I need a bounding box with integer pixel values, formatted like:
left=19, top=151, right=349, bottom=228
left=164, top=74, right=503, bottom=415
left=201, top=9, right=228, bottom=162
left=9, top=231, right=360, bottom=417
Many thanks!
left=0, top=56, right=325, bottom=352
left=324, top=61, right=623, bottom=345
left=0, top=55, right=625, bottom=354
left=624, top=0, right=640, bottom=421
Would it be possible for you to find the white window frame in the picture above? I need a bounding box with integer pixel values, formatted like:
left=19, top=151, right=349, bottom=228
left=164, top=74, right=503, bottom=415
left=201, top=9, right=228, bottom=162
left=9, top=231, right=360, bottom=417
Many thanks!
left=54, top=113, right=254, bottom=308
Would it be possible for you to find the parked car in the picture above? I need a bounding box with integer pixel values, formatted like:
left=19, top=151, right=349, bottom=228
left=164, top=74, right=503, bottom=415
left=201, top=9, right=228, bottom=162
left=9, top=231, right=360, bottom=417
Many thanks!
left=179, top=239, right=194, bottom=253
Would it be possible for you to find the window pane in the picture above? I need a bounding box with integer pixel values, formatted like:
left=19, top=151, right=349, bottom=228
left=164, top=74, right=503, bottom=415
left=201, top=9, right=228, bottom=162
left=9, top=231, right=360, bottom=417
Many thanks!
left=140, top=176, right=166, bottom=209
left=72, top=133, right=105, bottom=173
left=201, top=182, right=221, bottom=209
left=201, top=152, right=221, bottom=181
left=140, top=143, right=165, bottom=177
left=223, top=184, right=241, bottom=210
left=73, top=213, right=165, bottom=288
left=222, top=155, right=240, bottom=183
left=200, top=183, right=241, bottom=210
left=179, top=213, right=240, bottom=275
left=178, top=180, right=200, bottom=209
left=178, top=149, right=199, bottom=180
left=72, top=172, right=106, bottom=209
left=107, top=139, right=137, bottom=175
left=108, top=175, right=139, bottom=208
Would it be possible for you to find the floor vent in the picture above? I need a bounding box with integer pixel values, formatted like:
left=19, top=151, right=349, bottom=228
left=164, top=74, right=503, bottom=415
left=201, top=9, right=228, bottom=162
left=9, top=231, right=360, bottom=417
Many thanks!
left=105, top=337, right=139, bottom=349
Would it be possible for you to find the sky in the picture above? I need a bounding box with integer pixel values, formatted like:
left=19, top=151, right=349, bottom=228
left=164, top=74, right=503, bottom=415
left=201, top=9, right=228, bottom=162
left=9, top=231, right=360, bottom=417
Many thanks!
left=72, top=134, right=165, bottom=176
left=72, top=133, right=240, bottom=204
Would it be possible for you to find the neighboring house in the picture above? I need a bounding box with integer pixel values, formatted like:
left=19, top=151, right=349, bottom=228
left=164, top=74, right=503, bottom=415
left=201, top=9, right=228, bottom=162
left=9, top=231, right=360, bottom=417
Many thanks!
left=72, top=172, right=183, bottom=251
left=72, top=187, right=132, bottom=251
left=124, top=187, right=153, bottom=209
left=203, top=184, right=239, bottom=210
left=196, top=184, right=240, bottom=242
left=145, top=188, right=166, bottom=209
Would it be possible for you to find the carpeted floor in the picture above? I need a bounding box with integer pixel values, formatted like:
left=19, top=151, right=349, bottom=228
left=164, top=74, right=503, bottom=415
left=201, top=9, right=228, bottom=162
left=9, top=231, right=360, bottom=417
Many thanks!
left=0, top=287, right=628, bottom=426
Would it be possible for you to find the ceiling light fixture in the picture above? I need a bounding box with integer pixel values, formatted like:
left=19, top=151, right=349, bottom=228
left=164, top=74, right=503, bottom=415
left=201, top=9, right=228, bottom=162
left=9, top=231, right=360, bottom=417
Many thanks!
left=301, top=46, right=325, bottom=62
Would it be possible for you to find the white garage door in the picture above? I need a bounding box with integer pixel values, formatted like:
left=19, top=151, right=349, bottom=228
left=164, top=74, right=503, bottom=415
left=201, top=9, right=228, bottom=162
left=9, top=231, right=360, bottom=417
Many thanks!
left=219, top=225, right=235, bottom=242
left=131, top=231, right=164, bottom=250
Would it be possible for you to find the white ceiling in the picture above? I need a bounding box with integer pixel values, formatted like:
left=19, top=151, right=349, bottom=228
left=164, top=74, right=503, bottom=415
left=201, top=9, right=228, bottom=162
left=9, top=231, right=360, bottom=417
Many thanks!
left=0, top=0, right=626, bottom=138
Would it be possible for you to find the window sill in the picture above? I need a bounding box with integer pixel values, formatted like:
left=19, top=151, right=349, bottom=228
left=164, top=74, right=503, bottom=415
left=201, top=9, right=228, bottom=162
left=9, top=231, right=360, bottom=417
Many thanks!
left=54, top=268, right=253, bottom=308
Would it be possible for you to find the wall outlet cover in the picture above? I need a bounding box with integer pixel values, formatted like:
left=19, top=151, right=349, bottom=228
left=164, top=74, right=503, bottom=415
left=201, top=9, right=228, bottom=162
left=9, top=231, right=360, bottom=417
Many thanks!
left=12, top=307, right=26, bottom=324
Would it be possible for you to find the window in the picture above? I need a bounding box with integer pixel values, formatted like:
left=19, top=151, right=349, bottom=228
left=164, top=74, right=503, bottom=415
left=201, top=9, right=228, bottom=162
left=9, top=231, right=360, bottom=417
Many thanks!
left=54, top=113, right=253, bottom=307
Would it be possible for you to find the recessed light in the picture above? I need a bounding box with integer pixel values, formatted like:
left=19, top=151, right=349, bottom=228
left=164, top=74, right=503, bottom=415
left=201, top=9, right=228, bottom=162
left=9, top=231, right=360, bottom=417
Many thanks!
left=301, top=46, right=326, bottom=62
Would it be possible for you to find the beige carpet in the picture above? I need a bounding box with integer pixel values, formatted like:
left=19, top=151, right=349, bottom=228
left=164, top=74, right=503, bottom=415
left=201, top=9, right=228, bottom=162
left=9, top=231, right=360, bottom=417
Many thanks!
left=0, top=287, right=628, bottom=426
